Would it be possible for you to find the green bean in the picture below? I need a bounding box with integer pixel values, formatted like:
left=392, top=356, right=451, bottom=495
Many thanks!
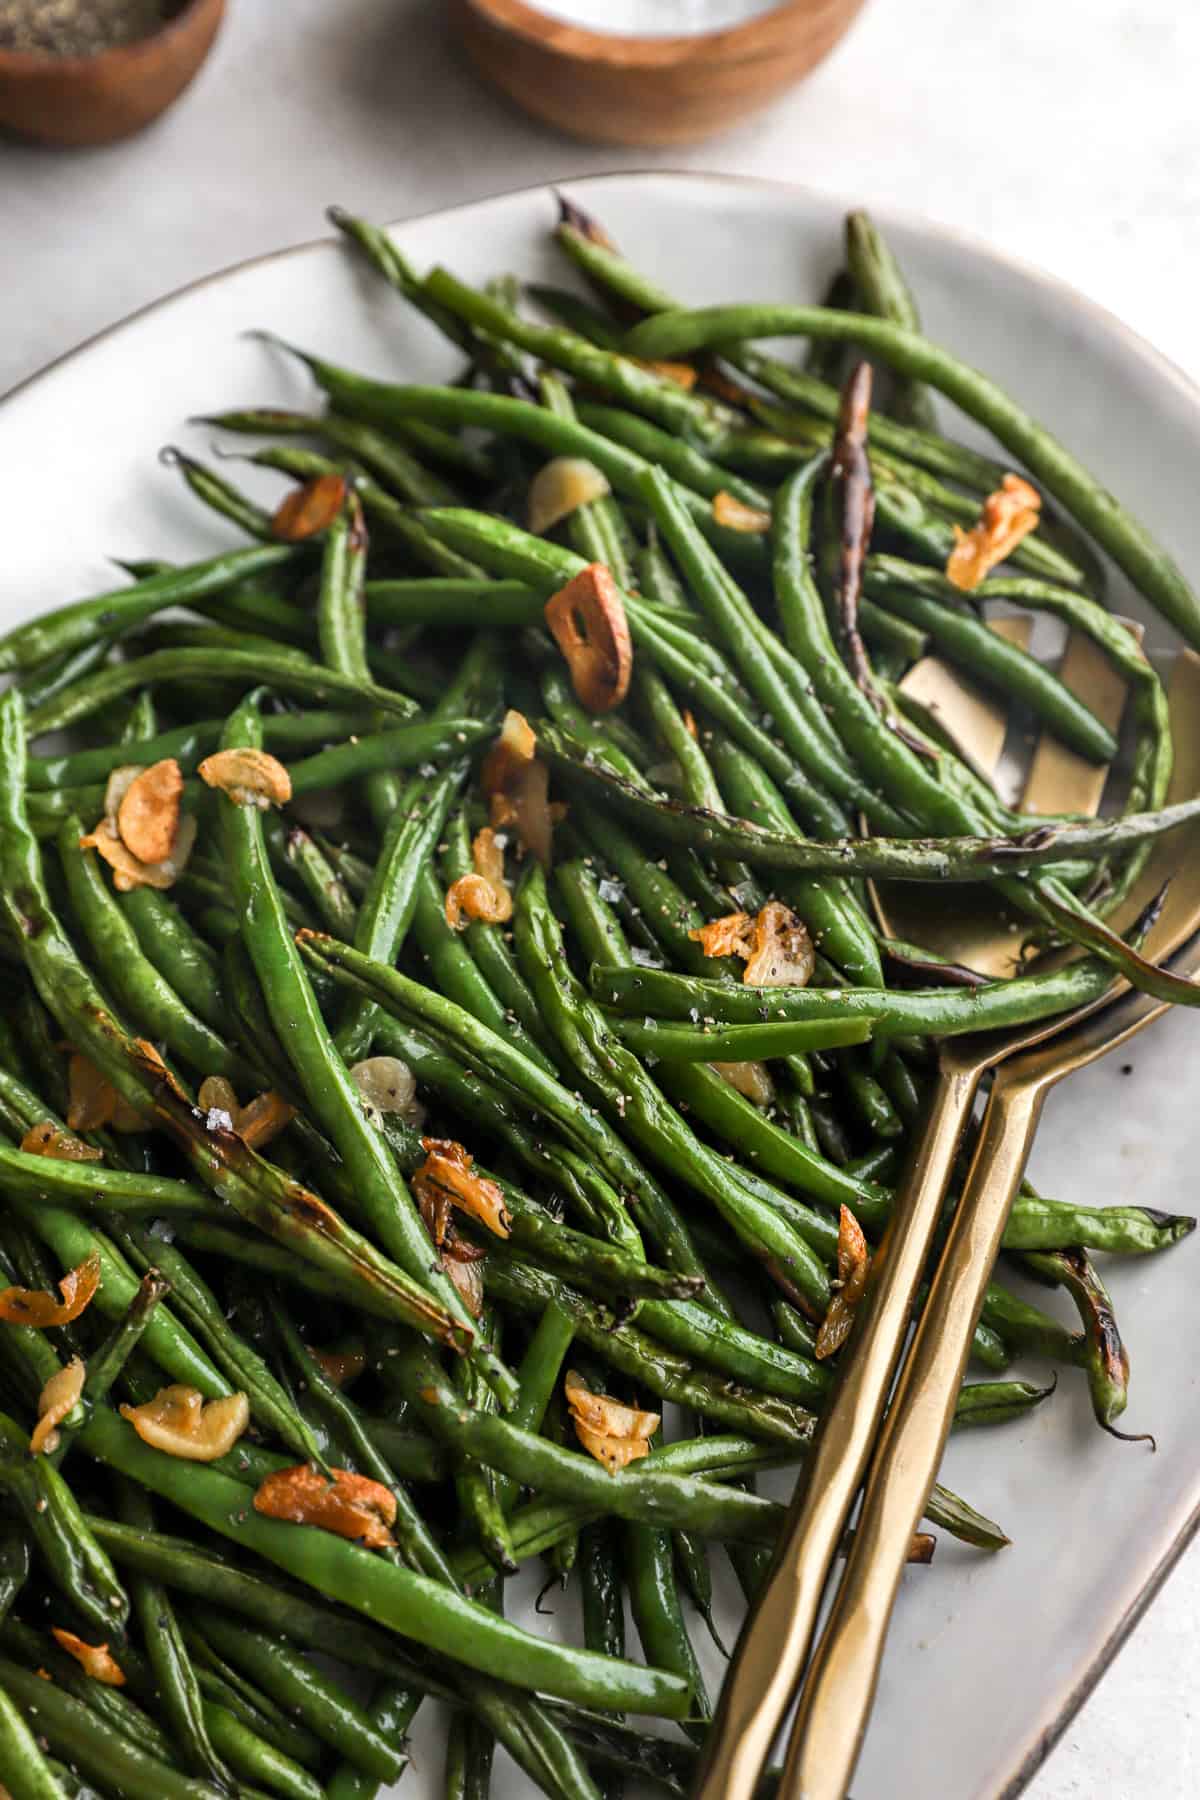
left=266, top=813, right=359, bottom=936
left=119, top=688, right=158, bottom=744
left=555, top=857, right=637, bottom=970
left=632, top=464, right=888, bottom=835
left=870, top=450, right=1091, bottom=590
left=0, top=1531, right=30, bottom=1627
left=0, top=700, right=471, bottom=1348
left=624, top=303, right=1200, bottom=645
left=0, top=1618, right=170, bottom=1762
left=358, top=1087, right=672, bottom=1298
left=259, top=342, right=762, bottom=570
left=614, top=1015, right=874, bottom=1061
left=313, top=487, right=378, bottom=728
left=201, top=1702, right=322, bottom=1800
left=578, top=1526, right=628, bottom=1793
left=776, top=1088, right=822, bottom=1156
left=448, top=1313, right=518, bottom=1577
left=0, top=1675, right=86, bottom=1800
left=299, top=918, right=713, bottom=1284
left=183, top=1629, right=326, bottom=1770
left=114, top=1229, right=324, bottom=1467
left=118, top=886, right=226, bottom=1030
left=0, top=1141, right=208, bottom=1212
left=204, top=405, right=465, bottom=506
left=276, top=722, right=486, bottom=803
left=496, top=1210, right=699, bottom=1308
left=78, top=1405, right=691, bottom=1717
left=0, top=1411, right=128, bottom=1639
left=715, top=390, right=1089, bottom=587
left=1021, top=1248, right=1145, bottom=1439
left=411, top=860, right=552, bottom=1069
left=188, top=581, right=319, bottom=652
left=324, top=214, right=532, bottom=398
left=492, top=1300, right=577, bottom=1521
left=592, top=943, right=1129, bottom=1041
left=18, top=636, right=115, bottom=717
left=9, top=1201, right=228, bottom=1394
left=576, top=803, right=726, bottom=977
left=528, top=281, right=626, bottom=348
left=334, top=765, right=465, bottom=1060
left=630, top=1296, right=829, bottom=1405
left=635, top=666, right=757, bottom=897
left=366, top=576, right=542, bottom=626
left=394, top=1338, right=784, bottom=1542
left=26, top=709, right=367, bottom=790
left=335, top=203, right=477, bottom=340
left=876, top=1046, right=925, bottom=1126
left=267, top=1300, right=455, bottom=1583
left=213, top=694, right=505, bottom=1385
left=857, top=594, right=927, bottom=663
left=1, top=1654, right=229, bottom=1799
left=705, top=733, right=882, bottom=987
left=115, top=1480, right=231, bottom=1788
left=978, top=1282, right=1085, bottom=1366
left=511, top=867, right=831, bottom=1304
left=954, top=1378, right=1056, bottom=1429
left=844, top=210, right=938, bottom=431
left=838, top=1053, right=904, bottom=1140
left=540, top=662, right=653, bottom=784
left=866, top=553, right=1172, bottom=909
left=192, top=1605, right=403, bottom=1782
left=441, top=809, right=557, bottom=1058
left=404, top=1138, right=681, bottom=1307
left=539, top=1705, right=702, bottom=1800
left=574, top=399, right=769, bottom=509
left=1003, top=1193, right=1195, bottom=1255
left=92, top=1513, right=597, bottom=1800
left=552, top=202, right=1008, bottom=491
left=326, top=1683, right=422, bottom=1800
left=417, top=509, right=849, bottom=830
left=240, top=440, right=485, bottom=577
left=423, top=265, right=735, bottom=449
left=89, top=1517, right=404, bottom=1671
left=479, top=1259, right=814, bottom=1444
left=59, top=820, right=255, bottom=1087
left=625, top=1521, right=710, bottom=1740
left=0, top=546, right=296, bottom=675
left=161, top=443, right=274, bottom=538
left=26, top=647, right=418, bottom=738
left=544, top=720, right=1200, bottom=891
left=539, top=372, right=640, bottom=589
left=49, top=1273, right=171, bottom=1468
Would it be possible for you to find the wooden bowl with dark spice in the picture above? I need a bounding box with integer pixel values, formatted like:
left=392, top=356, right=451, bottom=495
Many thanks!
left=0, top=0, right=225, bottom=146
left=448, top=0, right=869, bottom=147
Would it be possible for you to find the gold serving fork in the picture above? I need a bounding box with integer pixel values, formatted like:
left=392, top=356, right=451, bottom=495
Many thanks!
left=695, top=631, right=1200, bottom=1800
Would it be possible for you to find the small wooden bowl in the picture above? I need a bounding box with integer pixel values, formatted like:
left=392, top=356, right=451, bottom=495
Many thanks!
left=0, top=0, right=225, bottom=147
left=449, top=0, right=868, bottom=147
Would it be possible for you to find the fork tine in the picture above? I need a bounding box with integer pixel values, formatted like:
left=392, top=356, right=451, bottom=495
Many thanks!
left=1019, top=617, right=1142, bottom=816
left=897, top=613, right=1031, bottom=782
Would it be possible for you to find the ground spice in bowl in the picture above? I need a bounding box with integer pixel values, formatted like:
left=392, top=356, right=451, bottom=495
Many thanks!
left=0, top=0, right=169, bottom=55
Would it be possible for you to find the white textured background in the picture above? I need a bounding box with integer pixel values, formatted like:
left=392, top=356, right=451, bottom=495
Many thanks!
left=3, top=1, right=1198, bottom=1791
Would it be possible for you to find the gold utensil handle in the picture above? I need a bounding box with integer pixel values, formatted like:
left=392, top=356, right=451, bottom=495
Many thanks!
left=778, top=1072, right=1047, bottom=1800
left=691, top=1058, right=984, bottom=1800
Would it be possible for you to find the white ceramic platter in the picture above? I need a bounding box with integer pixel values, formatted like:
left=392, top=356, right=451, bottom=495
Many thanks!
left=4, top=171, right=1200, bottom=1800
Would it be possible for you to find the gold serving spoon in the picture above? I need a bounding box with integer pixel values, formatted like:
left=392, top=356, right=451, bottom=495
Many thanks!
left=779, top=646, right=1200, bottom=1797
left=695, top=630, right=1200, bottom=1800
